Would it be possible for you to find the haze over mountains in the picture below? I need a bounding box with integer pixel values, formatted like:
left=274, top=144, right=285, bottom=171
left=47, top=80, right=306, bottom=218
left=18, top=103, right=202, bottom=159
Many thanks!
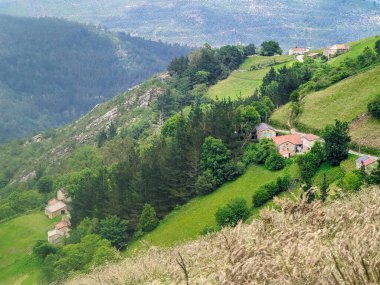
left=0, top=0, right=379, bottom=48
left=0, top=15, right=189, bottom=142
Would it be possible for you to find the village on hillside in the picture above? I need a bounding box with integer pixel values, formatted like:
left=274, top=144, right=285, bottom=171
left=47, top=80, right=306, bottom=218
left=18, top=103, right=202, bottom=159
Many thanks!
left=255, top=123, right=378, bottom=170
left=45, top=189, right=72, bottom=244
left=289, top=43, right=350, bottom=61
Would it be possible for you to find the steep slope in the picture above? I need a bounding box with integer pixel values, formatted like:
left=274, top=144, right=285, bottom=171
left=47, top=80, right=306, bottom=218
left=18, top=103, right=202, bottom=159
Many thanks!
left=129, top=164, right=298, bottom=249
left=270, top=36, right=380, bottom=149
left=68, top=186, right=380, bottom=285
left=0, top=74, right=168, bottom=194
left=271, top=65, right=380, bottom=148
left=207, top=55, right=293, bottom=100
left=0, top=1, right=379, bottom=47
left=0, top=15, right=189, bottom=142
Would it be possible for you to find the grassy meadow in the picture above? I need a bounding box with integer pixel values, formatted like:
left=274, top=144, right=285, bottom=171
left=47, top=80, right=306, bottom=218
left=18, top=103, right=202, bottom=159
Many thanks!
left=129, top=163, right=300, bottom=250
left=0, top=211, right=56, bottom=285
left=297, top=64, right=380, bottom=130
left=207, top=55, right=292, bottom=100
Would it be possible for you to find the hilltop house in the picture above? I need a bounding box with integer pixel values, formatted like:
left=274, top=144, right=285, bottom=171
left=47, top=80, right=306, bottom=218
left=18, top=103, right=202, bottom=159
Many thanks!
left=48, top=220, right=70, bottom=244
left=272, top=134, right=303, bottom=158
left=256, top=123, right=277, bottom=140
left=289, top=47, right=309, bottom=55
left=323, top=44, right=350, bottom=59
left=356, top=156, right=377, bottom=170
left=45, top=198, right=67, bottom=219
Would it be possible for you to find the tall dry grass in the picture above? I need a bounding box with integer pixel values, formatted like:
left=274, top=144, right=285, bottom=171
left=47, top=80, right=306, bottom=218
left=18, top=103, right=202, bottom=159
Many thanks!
left=67, top=186, right=380, bottom=285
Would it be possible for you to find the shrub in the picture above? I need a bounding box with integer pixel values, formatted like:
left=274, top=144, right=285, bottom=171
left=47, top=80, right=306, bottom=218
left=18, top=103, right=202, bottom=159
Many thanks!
left=243, top=140, right=276, bottom=166
left=215, top=198, right=250, bottom=228
left=252, top=184, right=274, bottom=207
left=137, top=204, right=159, bottom=233
left=265, top=153, right=286, bottom=171
left=253, top=176, right=292, bottom=207
left=277, top=175, right=291, bottom=192
left=201, top=225, right=217, bottom=236
left=338, top=172, right=363, bottom=192
left=195, top=170, right=217, bottom=195
left=223, top=161, right=246, bottom=181
left=368, top=95, right=380, bottom=119
left=33, top=240, right=58, bottom=259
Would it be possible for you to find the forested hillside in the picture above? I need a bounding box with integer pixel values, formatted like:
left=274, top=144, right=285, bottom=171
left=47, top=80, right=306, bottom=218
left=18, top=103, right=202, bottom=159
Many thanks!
left=0, top=0, right=379, bottom=48
left=1, top=36, right=380, bottom=284
left=0, top=15, right=189, bottom=141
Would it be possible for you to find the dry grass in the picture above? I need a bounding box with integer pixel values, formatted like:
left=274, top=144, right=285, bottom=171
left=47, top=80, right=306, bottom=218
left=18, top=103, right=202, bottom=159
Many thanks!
left=350, top=115, right=380, bottom=149
left=67, top=186, right=380, bottom=285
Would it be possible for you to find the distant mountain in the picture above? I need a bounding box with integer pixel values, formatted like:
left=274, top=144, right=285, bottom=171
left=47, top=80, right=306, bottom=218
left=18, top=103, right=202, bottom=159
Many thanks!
left=0, top=0, right=379, bottom=48
left=0, top=15, right=189, bottom=142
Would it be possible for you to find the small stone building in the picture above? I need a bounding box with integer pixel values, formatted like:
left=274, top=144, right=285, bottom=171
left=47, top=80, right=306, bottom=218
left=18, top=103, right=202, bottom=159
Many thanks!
left=289, top=47, right=309, bottom=55
left=48, top=220, right=70, bottom=244
left=256, top=123, right=277, bottom=140
left=272, top=134, right=303, bottom=158
left=323, top=44, right=350, bottom=59
left=45, top=198, right=67, bottom=219
left=301, top=134, right=320, bottom=152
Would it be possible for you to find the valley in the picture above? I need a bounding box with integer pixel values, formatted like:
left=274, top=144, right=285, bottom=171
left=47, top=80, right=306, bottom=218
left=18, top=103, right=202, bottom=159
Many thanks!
left=0, top=16, right=379, bottom=284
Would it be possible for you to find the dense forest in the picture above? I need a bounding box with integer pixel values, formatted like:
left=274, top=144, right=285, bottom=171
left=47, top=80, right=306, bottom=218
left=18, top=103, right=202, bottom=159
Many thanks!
left=0, top=15, right=189, bottom=142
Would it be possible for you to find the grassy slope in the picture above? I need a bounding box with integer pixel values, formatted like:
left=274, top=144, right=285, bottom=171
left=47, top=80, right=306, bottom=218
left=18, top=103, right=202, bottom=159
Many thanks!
left=297, top=65, right=380, bottom=129
left=129, top=164, right=299, bottom=249
left=0, top=211, right=56, bottom=285
left=270, top=36, right=380, bottom=148
left=207, top=55, right=292, bottom=100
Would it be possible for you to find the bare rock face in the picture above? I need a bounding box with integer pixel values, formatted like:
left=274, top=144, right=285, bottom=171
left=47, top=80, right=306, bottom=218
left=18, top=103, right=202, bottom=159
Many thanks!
left=19, top=171, right=36, bottom=182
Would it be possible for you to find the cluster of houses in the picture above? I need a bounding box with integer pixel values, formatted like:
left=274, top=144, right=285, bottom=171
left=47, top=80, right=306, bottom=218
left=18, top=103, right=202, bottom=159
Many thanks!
left=288, top=43, right=350, bottom=60
left=256, top=123, right=320, bottom=158
left=45, top=189, right=72, bottom=244
left=256, top=123, right=378, bottom=170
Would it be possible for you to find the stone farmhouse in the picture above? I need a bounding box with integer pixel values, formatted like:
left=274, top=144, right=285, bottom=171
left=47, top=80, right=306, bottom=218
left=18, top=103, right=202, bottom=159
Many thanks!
left=45, top=198, right=67, bottom=219
left=323, top=44, right=350, bottom=59
left=289, top=47, right=309, bottom=55
left=256, top=123, right=321, bottom=158
left=356, top=156, right=377, bottom=170
left=48, top=220, right=70, bottom=244
left=256, top=123, right=277, bottom=140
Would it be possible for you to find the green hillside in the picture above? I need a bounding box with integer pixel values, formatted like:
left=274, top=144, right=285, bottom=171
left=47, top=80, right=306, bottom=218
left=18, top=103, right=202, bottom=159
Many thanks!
left=0, top=212, right=56, bottom=285
left=207, top=55, right=292, bottom=100
left=330, top=36, right=380, bottom=66
left=297, top=65, right=380, bottom=129
left=271, top=64, right=380, bottom=148
left=130, top=164, right=298, bottom=249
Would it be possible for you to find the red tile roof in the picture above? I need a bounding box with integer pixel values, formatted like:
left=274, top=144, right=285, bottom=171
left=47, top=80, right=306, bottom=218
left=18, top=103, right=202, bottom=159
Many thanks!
left=302, top=134, right=320, bottom=141
left=291, top=47, right=308, bottom=52
left=272, top=134, right=302, bottom=146
left=363, top=157, right=377, bottom=167
left=48, top=198, right=59, bottom=206
left=55, top=221, right=69, bottom=230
